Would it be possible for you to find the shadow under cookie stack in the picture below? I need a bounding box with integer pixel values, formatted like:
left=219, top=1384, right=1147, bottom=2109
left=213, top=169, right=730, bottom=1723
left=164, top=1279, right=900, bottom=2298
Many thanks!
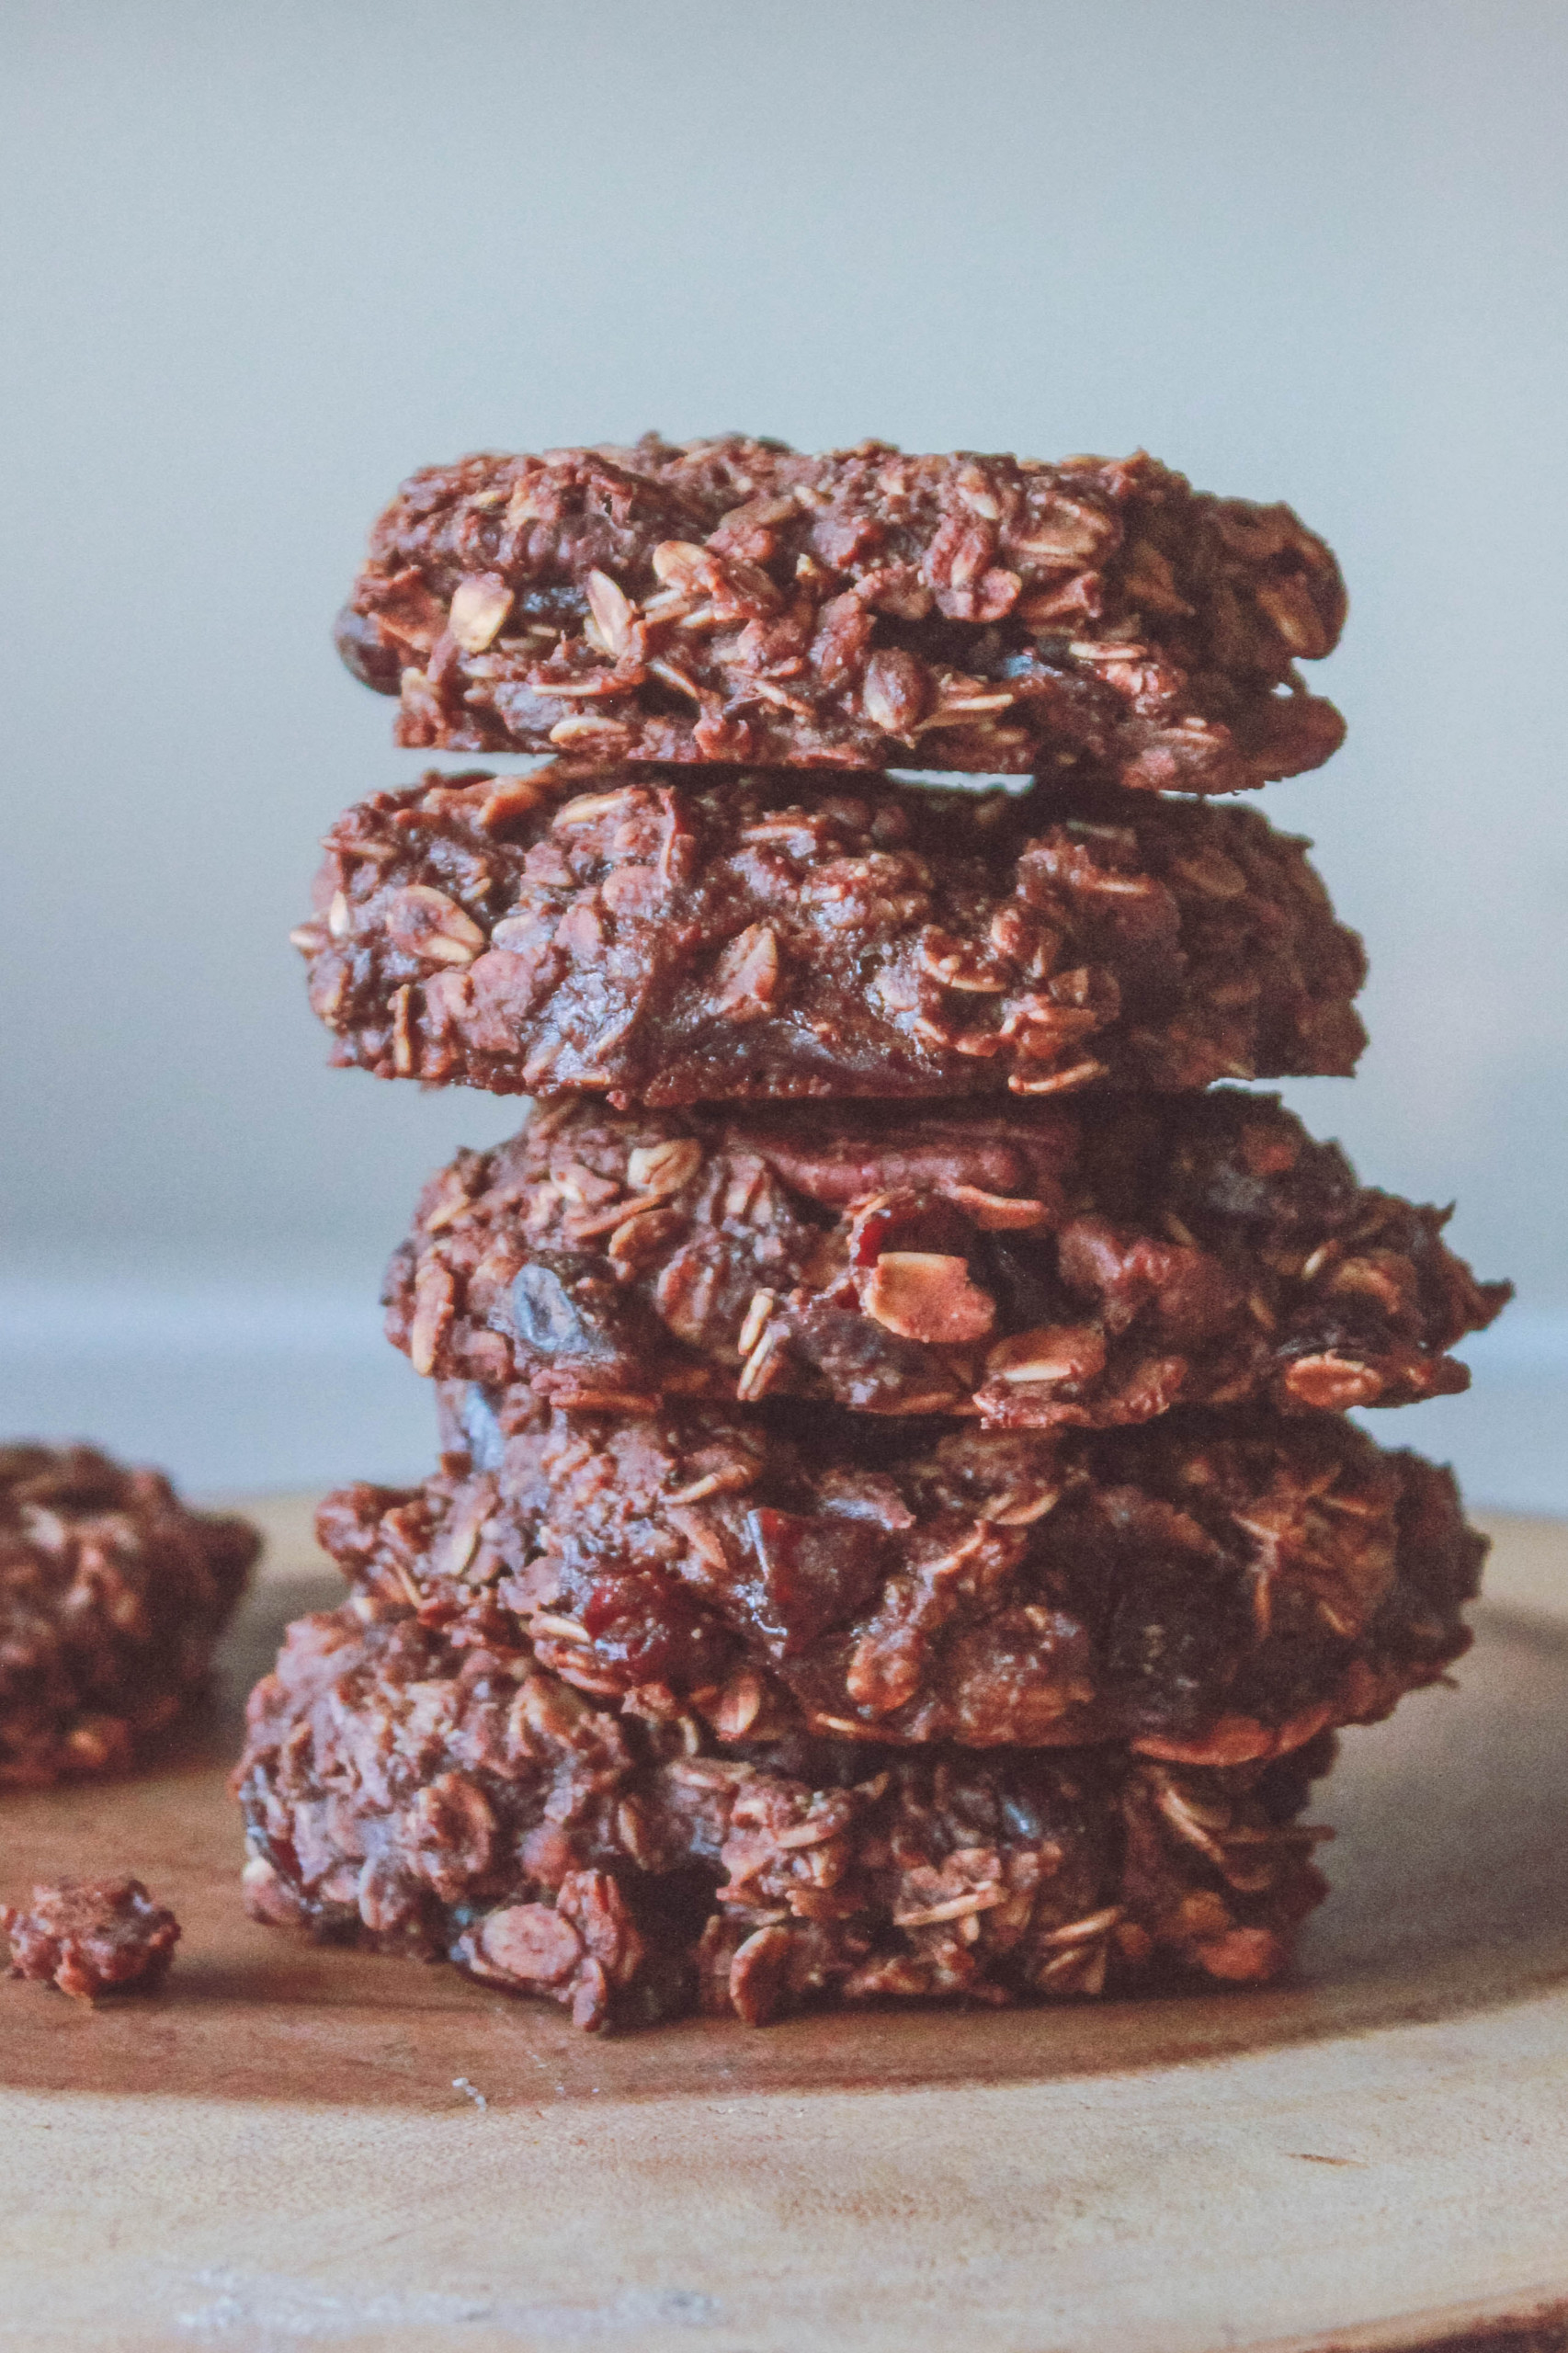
left=242, top=438, right=1510, bottom=2031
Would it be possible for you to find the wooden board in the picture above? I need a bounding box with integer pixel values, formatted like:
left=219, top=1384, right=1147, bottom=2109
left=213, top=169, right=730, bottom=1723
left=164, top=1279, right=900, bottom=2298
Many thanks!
left=2, top=1500, right=1566, bottom=2352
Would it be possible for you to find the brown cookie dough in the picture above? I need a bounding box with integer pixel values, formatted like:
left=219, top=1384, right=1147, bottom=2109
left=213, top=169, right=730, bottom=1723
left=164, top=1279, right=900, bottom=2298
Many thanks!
left=385, top=1092, right=1508, bottom=1426
left=294, top=766, right=1367, bottom=1107
left=322, top=1394, right=1482, bottom=1761
left=0, top=1444, right=258, bottom=1786
left=3, top=1877, right=180, bottom=2001
left=235, top=1605, right=1332, bottom=2029
left=335, top=438, right=1346, bottom=790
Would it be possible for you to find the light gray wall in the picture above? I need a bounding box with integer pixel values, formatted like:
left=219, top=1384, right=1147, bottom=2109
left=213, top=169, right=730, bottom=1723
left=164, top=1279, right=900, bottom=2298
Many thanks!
left=3, top=1, right=1563, bottom=1493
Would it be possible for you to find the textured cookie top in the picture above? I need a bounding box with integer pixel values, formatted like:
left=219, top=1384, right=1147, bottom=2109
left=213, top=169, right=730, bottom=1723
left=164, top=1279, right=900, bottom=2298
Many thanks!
left=335, top=438, right=1346, bottom=787
left=324, top=1394, right=1482, bottom=1760
left=386, top=1092, right=1508, bottom=1427
left=0, top=1443, right=257, bottom=1597
left=295, top=764, right=1367, bottom=1107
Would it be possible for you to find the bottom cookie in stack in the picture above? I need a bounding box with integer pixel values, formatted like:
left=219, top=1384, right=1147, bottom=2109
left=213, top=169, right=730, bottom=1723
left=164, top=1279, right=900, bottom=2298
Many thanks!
left=233, top=1604, right=1334, bottom=2031
left=233, top=1393, right=1484, bottom=2029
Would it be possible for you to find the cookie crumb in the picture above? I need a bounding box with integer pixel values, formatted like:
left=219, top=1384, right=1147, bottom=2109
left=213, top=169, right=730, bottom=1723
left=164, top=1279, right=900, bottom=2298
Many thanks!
left=2, top=1876, right=180, bottom=2002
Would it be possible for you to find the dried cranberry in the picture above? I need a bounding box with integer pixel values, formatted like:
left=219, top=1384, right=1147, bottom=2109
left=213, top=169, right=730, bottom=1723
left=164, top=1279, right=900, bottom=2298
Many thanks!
left=580, top=1572, right=734, bottom=1686
left=740, top=1508, right=888, bottom=1657
left=846, top=1188, right=973, bottom=1270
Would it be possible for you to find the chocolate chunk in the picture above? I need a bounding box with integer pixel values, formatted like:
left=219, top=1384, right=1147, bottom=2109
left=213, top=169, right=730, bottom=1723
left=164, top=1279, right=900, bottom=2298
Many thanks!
left=507, top=1259, right=663, bottom=1404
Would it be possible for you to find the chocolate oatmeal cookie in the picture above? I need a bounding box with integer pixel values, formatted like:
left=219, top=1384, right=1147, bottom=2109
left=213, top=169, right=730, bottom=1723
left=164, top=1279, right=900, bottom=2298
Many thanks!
left=0, top=1445, right=258, bottom=1785
left=235, top=1605, right=1331, bottom=2028
left=385, top=1093, right=1507, bottom=1425
left=295, top=766, right=1366, bottom=1106
left=3, top=1877, right=180, bottom=2002
left=335, top=438, right=1345, bottom=790
left=323, top=1393, right=1482, bottom=1761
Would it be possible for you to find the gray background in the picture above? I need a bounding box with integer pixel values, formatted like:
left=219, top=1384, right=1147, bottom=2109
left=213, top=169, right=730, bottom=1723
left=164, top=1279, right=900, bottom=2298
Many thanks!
left=3, top=0, right=1563, bottom=1499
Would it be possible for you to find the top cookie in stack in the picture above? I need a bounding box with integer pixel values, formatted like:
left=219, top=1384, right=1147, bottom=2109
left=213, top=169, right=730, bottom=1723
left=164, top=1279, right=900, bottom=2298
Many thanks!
left=251, top=441, right=1507, bottom=2031
left=333, top=437, right=1346, bottom=790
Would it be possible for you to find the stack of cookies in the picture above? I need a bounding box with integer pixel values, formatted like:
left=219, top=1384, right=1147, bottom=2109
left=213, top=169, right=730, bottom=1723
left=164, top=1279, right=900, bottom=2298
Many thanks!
left=243, top=439, right=1509, bottom=2030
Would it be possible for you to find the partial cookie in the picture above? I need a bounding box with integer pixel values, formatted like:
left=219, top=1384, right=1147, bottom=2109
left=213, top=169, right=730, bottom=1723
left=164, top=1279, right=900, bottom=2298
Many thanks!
left=385, top=1092, right=1508, bottom=1424
left=2, top=1877, right=179, bottom=2002
left=235, top=1606, right=1332, bottom=2029
left=335, top=438, right=1345, bottom=789
left=0, top=1444, right=258, bottom=1785
left=295, top=765, right=1367, bottom=1106
left=323, top=1394, right=1482, bottom=1760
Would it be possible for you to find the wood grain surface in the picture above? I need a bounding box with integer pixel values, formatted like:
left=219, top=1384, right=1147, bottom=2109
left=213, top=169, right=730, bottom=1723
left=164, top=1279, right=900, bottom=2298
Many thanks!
left=1, top=1499, right=1565, bottom=2352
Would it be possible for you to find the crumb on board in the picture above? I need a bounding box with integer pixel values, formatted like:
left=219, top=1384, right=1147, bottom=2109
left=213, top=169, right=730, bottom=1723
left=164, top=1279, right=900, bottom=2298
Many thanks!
left=2, top=1876, right=180, bottom=2003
